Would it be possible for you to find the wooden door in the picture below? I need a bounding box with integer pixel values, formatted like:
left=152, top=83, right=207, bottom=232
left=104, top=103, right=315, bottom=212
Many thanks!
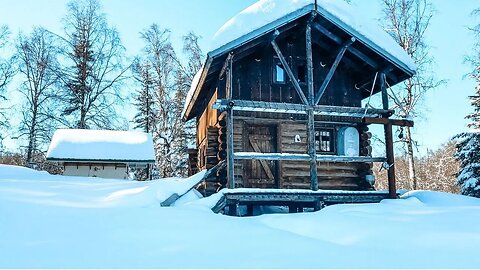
left=245, top=126, right=277, bottom=188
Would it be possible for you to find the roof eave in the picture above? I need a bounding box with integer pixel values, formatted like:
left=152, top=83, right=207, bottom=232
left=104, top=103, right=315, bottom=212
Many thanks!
left=46, top=158, right=156, bottom=164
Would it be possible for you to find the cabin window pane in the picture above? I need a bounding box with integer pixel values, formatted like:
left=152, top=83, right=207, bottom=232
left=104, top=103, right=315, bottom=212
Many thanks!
left=315, top=128, right=335, bottom=154
left=297, top=61, right=306, bottom=84
left=273, top=57, right=286, bottom=84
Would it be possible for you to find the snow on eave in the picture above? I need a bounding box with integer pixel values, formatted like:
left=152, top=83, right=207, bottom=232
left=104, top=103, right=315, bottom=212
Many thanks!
left=209, top=4, right=313, bottom=59
left=182, top=64, right=207, bottom=121
left=46, top=129, right=156, bottom=162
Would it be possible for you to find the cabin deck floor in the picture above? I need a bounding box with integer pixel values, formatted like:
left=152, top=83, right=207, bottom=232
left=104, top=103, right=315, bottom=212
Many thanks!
left=212, top=188, right=396, bottom=216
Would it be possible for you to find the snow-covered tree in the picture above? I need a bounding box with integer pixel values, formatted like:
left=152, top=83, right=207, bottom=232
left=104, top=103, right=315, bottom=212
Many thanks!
left=455, top=131, right=480, bottom=197
left=134, top=26, right=204, bottom=179
left=455, top=8, right=480, bottom=198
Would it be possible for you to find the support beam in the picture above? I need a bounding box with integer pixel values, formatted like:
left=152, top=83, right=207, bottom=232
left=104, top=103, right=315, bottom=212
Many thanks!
left=306, top=24, right=318, bottom=191
left=380, top=73, right=397, bottom=199
left=218, top=53, right=233, bottom=80
left=271, top=37, right=309, bottom=105
left=312, top=22, right=378, bottom=69
left=315, top=37, right=355, bottom=105
left=226, top=55, right=235, bottom=189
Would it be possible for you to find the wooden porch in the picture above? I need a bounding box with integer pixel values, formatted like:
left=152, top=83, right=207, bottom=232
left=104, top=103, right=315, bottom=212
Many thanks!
left=212, top=189, right=395, bottom=216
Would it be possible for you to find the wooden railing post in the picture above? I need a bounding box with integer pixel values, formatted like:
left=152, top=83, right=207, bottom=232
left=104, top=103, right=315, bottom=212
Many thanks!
left=226, top=54, right=235, bottom=189
left=380, top=73, right=397, bottom=199
left=306, top=23, right=318, bottom=191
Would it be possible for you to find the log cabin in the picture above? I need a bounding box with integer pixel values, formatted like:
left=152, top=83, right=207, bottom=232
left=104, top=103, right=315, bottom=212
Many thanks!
left=183, top=0, right=416, bottom=198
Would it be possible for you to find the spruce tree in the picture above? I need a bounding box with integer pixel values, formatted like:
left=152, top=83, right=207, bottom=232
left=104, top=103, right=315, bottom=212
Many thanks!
left=456, top=86, right=480, bottom=198
left=455, top=8, right=480, bottom=198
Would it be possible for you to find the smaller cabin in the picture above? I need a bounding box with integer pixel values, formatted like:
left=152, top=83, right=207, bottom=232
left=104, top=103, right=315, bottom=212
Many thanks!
left=46, top=129, right=155, bottom=179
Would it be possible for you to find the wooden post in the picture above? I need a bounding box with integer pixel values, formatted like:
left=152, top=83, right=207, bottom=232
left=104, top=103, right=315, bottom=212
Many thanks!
left=226, top=54, right=235, bottom=189
left=380, top=73, right=396, bottom=199
left=306, top=24, right=318, bottom=191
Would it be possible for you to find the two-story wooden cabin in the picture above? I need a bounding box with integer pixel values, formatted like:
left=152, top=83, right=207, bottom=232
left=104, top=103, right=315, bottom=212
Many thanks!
left=183, top=0, right=415, bottom=198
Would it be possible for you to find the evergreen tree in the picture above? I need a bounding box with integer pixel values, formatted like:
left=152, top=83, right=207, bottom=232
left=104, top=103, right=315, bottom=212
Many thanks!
left=132, top=59, right=157, bottom=134
left=455, top=8, right=480, bottom=198
left=455, top=82, right=480, bottom=197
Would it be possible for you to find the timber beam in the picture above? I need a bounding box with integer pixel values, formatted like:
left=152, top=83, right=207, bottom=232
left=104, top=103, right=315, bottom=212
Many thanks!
left=218, top=53, right=233, bottom=80
left=362, top=116, right=413, bottom=127
left=311, top=22, right=378, bottom=69
left=315, top=37, right=356, bottom=105
left=271, top=32, right=309, bottom=105
left=213, top=99, right=394, bottom=118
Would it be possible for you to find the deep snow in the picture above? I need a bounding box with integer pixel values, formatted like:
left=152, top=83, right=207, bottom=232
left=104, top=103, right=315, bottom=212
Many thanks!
left=1, top=164, right=480, bottom=268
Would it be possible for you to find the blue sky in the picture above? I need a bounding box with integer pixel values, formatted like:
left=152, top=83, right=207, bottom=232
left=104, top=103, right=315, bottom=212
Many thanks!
left=0, top=0, right=478, bottom=155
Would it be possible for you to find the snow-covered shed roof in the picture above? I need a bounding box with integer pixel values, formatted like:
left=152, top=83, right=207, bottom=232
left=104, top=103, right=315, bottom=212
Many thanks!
left=46, top=129, right=155, bottom=164
left=182, top=0, right=416, bottom=121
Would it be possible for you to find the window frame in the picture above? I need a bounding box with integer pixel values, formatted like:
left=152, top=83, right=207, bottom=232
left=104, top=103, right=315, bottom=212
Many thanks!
left=273, top=56, right=287, bottom=84
left=315, top=127, right=336, bottom=155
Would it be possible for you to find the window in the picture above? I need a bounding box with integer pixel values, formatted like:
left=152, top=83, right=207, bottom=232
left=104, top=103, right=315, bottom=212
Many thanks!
left=315, top=128, right=335, bottom=154
left=273, top=57, right=286, bottom=84
left=297, top=60, right=306, bottom=84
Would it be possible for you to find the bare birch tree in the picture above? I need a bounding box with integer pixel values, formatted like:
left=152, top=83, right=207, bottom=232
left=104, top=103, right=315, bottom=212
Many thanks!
left=0, top=25, right=16, bottom=142
left=138, top=25, right=181, bottom=177
left=16, top=27, right=60, bottom=163
left=57, top=0, right=129, bottom=129
left=381, top=0, right=443, bottom=190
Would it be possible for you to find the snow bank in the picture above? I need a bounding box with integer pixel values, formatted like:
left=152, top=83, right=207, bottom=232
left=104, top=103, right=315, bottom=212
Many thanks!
left=46, top=129, right=155, bottom=162
left=1, top=165, right=480, bottom=268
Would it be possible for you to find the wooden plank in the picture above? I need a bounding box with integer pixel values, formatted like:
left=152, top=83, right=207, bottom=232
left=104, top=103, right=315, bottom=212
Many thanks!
left=248, top=137, right=275, bottom=180
left=314, top=37, right=355, bottom=105
left=270, top=38, right=309, bottom=105
left=234, top=152, right=385, bottom=162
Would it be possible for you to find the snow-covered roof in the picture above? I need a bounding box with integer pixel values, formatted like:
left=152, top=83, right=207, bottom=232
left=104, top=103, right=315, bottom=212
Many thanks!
left=46, top=129, right=155, bottom=163
left=210, top=0, right=415, bottom=71
left=182, top=0, right=416, bottom=120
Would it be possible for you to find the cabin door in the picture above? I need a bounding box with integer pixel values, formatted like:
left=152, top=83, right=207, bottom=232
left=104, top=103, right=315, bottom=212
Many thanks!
left=245, top=125, right=278, bottom=188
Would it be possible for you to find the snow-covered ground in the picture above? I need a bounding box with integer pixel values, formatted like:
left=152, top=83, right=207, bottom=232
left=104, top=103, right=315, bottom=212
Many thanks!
left=1, top=165, right=480, bottom=268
